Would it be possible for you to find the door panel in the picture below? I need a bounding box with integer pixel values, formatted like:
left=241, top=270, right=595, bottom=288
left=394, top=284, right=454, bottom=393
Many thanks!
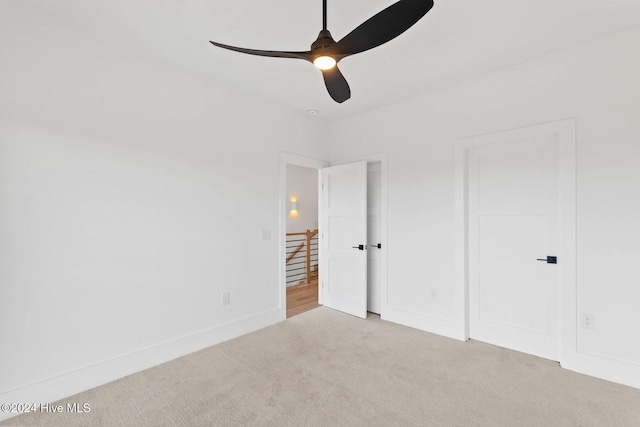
left=478, top=269, right=547, bottom=332
left=478, top=215, right=546, bottom=265
left=477, top=149, right=548, bottom=206
left=322, top=162, right=368, bottom=318
left=468, top=136, right=560, bottom=360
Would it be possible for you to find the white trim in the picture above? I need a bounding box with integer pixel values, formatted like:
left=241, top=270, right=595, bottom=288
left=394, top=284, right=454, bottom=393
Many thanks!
left=0, top=308, right=282, bottom=422
left=317, top=168, right=324, bottom=305
left=332, top=153, right=388, bottom=319
left=562, top=351, right=640, bottom=389
left=454, top=119, right=577, bottom=349
left=451, top=120, right=640, bottom=388
left=279, top=153, right=329, bottom=313
left=383, top=307, right=460, bottom=339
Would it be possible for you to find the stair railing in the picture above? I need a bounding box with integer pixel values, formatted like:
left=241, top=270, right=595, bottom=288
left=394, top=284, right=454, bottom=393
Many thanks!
left=285, top=229, right=319, bottom=286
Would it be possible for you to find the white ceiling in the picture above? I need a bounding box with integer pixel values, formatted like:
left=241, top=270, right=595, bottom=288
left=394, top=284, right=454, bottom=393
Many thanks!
left=24, top=0, right=640, bottom=121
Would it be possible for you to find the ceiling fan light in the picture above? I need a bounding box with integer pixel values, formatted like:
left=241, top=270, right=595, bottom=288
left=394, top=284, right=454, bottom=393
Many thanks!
left=313, top=56, right=336, bottom=70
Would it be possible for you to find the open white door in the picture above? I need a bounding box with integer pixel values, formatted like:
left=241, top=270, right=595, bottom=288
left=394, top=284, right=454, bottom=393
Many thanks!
left=321, top=161, right=368, bottom=319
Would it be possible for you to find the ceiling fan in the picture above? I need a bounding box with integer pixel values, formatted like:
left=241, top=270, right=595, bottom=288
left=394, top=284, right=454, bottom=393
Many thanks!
left=209, top=0, right=435, bottom=103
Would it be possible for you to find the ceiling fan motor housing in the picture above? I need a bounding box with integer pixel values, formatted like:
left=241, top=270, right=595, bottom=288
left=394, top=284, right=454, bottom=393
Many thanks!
left=311, top=30, right=336, bottom=51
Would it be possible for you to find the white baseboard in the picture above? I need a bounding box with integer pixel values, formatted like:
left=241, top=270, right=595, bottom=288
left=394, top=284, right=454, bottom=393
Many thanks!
left=0, top=308, right=283, bottom=422
left=561, top=350, right=640, bottom=390
left=382, top=306, right=464, bottom=341
left=384, top=307, right=640, bottom=390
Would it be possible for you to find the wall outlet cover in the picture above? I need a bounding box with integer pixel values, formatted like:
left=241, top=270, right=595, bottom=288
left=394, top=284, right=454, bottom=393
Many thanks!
left=581, top=313, right=595, bottom=329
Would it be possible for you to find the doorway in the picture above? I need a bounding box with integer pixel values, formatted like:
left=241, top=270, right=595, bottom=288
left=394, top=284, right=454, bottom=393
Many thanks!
left=280, top=154, right=327, bottom=319
left=285, top=164, right=321, bottom=318
left=279, top=153, right=388, bottom=321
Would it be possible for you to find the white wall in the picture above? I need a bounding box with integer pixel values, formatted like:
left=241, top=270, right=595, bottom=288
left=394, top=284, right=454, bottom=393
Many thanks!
left=0, top=2, right=328, bottom=414
left=286, top=164, right=319, bottom=233
left=328, top=27, right=640, bottom=388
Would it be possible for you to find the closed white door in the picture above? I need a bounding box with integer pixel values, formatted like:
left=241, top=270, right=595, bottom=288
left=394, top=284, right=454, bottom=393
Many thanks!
left=468, top=136, right=560, bottom=360
left=367, top=162, right=382, bottom=314
left=322, top=161, right=368, bottom=319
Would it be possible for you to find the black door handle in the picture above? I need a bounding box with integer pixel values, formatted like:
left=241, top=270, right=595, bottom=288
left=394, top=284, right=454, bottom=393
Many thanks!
left=537, top=256, right=557, bottom=264
left=352, top=244, right=365, bottom=250
left=373, top=243, right=382, bottom=249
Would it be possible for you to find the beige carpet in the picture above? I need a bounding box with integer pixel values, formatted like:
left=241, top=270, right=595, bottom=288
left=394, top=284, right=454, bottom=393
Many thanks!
left=3, top=307, right=640, bottom=426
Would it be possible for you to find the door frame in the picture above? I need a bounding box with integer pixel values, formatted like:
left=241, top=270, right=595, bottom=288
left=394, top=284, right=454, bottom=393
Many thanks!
left=279, top=153, right=329, bottom=319
left=453, top=119, right=576, bottom=364
left=332, top=153, right=389, bottom=318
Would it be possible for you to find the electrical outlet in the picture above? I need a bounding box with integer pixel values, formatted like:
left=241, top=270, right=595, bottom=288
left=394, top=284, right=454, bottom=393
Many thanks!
left=581, top=313, right=595, bottom=329
left=222, top=292, right=230, bottom=306
left=429, top=288, right=438, bottom=300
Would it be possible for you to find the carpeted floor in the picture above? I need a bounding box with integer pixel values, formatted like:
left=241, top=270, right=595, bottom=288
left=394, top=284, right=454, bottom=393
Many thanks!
left=2, top=307, right=640, bottom=426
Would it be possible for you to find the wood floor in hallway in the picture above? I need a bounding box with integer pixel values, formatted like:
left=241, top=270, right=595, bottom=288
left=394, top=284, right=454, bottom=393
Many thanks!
left=286, top=281, right=320, bottom=318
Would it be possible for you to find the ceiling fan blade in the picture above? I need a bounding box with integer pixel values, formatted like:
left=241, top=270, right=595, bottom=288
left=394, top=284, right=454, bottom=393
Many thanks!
left=321, top=66, right=351, bottom=103
left=210, top=41, right=312, bottom=61
left=332, top=0, right=434, bottom=57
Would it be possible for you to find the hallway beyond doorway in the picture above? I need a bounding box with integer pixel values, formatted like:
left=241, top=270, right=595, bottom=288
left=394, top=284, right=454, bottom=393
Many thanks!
left=286, top=281, right=320, bottom=318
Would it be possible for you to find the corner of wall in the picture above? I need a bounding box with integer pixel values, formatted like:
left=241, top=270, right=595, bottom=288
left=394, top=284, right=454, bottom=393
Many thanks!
left=0, top=309, right=283, bottom=423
